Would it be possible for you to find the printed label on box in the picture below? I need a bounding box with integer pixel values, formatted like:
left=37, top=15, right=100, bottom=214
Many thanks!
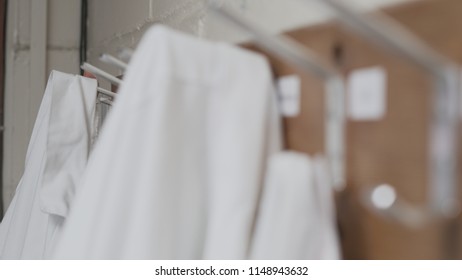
left=347, top=66, right=387, bottom=121
left=277, top=75, right=301, bottom=117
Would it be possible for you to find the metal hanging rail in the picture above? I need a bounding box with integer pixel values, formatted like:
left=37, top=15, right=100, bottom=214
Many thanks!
left=318, top=0, right=460, bottom=227
left=81, top=62, right=123, bottom=86
left=100, top=53, right=128, bottom=71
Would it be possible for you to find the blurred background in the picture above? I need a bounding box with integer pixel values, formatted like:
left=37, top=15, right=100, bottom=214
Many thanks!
left=3, top=0, right=462, bottom=260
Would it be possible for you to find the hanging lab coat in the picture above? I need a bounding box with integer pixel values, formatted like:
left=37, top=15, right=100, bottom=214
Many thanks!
left=249, top=152, right=341, bottom=259
left=0, top=71, right=97, bottom=259
left=51, top=25, right=282, bottom=260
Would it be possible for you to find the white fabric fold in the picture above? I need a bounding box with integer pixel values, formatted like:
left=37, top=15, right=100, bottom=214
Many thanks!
left=0, top=71, right=97, bottom=259
left=51, top=25, right=282, bottom=260
left=249, top=152, right=341, bottom=259
left=312, top=156, right=341, bottom=259
left=40, top=75, right=98, bottom=217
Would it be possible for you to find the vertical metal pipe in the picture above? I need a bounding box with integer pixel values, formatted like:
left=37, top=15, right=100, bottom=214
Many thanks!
left=0, top=0, right=7, bottom=218
left=80, top=0, right=88, bottom=74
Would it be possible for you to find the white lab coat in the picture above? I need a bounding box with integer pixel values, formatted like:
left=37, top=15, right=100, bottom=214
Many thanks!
left=249, top=152, right=341, bottom=259
left=0, top=71, right=97, bottom=259
left=51, top=25, right=282, bottom=260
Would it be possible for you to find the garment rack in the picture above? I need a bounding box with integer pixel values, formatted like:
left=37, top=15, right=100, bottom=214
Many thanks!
left=81, top=62, right=119, bottom=106
left=81, top=62, right=122, bottom=86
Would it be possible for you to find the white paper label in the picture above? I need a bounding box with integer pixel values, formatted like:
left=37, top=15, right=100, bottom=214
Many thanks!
left=277, top=75, right=301, bottom=117
left=347, top=66, right=387, bottom=121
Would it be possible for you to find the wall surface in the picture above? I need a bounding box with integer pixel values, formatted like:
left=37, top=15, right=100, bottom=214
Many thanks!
left=2, top=0, right=416, bottom=211
left=86, top=0, right=417, bottom=79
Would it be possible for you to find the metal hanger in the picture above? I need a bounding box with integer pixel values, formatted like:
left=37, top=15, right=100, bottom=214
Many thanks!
left=81, top=62, right=118, bottom=106
left=81, top=62, right=123, bottom=86
left=100, top=53, right=128, bottom=71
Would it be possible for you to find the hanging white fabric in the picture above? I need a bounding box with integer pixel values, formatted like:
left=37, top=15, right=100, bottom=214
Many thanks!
left=249, top=152, right=341, bottom=259
left=0, top=71, right=97, bottom=259
left=51, top=25, right=282, bottom=260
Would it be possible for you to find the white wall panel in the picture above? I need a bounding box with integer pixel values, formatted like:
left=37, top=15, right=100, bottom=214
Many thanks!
left=2, top=0, right=81, bottom=210
left=48, top=0, right=81, bottom=47
left=47, top=49, right=80, bottom=75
